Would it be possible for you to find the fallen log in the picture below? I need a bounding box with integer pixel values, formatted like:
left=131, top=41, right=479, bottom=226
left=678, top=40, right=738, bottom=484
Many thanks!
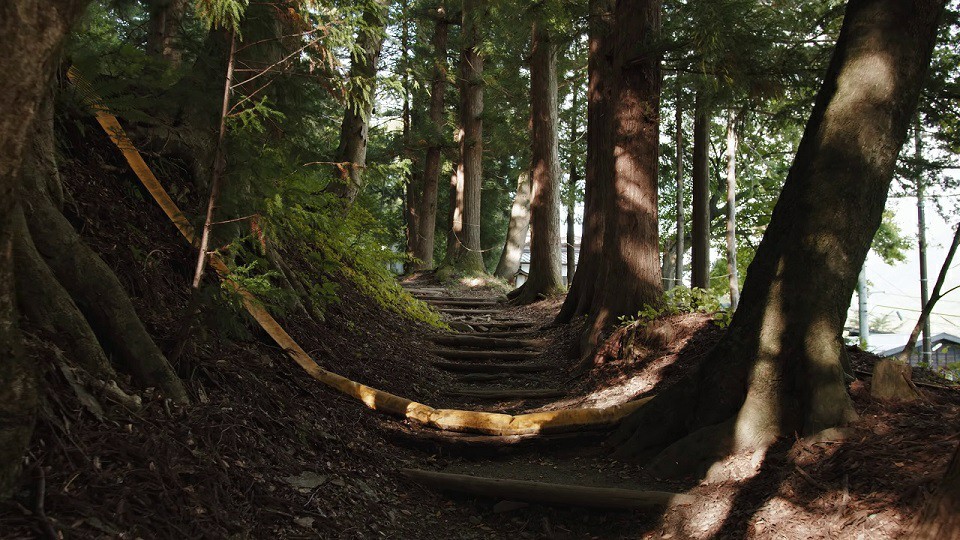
left=431, top=361, right=550, bottom=374
left=442, top=388, right=564, bottom=400
left=432, top=335, right=539, bottom=349
left=432, top=349, right=540, bottom=361
left=401, top=469, right=695, bottom=509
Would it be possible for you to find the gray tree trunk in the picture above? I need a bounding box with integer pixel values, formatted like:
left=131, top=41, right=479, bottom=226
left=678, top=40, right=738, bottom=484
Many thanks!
left=691, top=92, right=711, bottom=289
left=724, top=109, right=740, bottom=310
left=494, top=172, right=531, bottom=282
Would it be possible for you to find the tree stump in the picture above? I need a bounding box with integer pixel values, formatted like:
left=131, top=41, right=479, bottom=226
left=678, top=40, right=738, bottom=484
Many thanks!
left=871, top=358, right=920, bottom=402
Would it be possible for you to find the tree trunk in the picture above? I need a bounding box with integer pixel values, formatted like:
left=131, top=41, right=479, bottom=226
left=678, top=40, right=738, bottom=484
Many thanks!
left=20, top=99, right=189, bottom=405
left=449, top=0, right=485, bottom=273
left=581, top=0, right=663, bottom=349
left=412, top=5, right=450, bottom=271
left=445, top=158, right=465, bottom=263
left=146, top=0, right=189, bottom=69
left=555, top=0, right=615, bottom=324
left=613, top=0, right=945, bottom=478
left=725, top=108, right=740, bottom=310
left=565, top=74, right=582, bottom=286
left=514, top=18, right=563, bottom=303
left=0, top=0, right=93, bottom=497
left=493, top=172, right=531, bottom=281
left=691, top=91, right=711, bottom=289
left=327, top=0, right=389, bottom=205
left=911, top=443, right=960, bottom=539
left=674, top=84, right=685, bottom=289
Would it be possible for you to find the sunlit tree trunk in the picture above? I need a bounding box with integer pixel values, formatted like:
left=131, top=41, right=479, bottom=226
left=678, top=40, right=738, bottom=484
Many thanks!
left=566, top=84, right=581, bottom=285
left=691, top=91, right=710, bottom=289
left=614, top=0, right=946, bottom=476
left=555, top=0, right=614, bottom=324
left=449, top=0, right=485, bottom=272
left=513, top=17, right=563, bottom=303
left=582, top=0, right=662, bottom=349
left=494, top=172, right=531, bottom=282
left=725, top=108, right=740, bottom=310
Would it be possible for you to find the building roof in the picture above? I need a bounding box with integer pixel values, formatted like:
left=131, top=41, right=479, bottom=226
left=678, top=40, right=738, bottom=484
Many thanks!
left=864, top=332, right=960, bottom=357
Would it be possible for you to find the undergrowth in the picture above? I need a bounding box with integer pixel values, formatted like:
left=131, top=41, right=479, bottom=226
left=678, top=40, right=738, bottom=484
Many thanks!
left=619, top=287, right=733, bottom=329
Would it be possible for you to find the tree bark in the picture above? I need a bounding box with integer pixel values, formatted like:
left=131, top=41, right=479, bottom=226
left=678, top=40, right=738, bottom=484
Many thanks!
left=555, top=0, right=615, bottom=324
left=412, top=5, right=451, bottom=271
left=448, top=0, right=485, bottom=273
left=514, top=18, right=564, bottom=303
left=0, top=0, right=92, bottom=497
left=146, top=0, right=189, bottom=69
left=725, top=108, right=740, bottom=310
left=691, top=91, right=711, bottom=289
left=566, top=85, right=581, bottom=286
left=674, top=84, right=685, bottom=289
left=444, top=158, right=465, bottom=263
left=327, top=0, right=390, bottom=205
left=613, top=0, right=945, bottom=477
left=581, top=0, right=663, bottom=348
left=494, top=172, right=531, bottom=281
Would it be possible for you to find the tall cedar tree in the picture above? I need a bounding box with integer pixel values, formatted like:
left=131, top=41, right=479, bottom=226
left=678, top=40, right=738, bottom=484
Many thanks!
left=512, top=16, right=564, bottom=302
left=612, top=0, right=947, bottom=476
left=493, top=171, right=532, bottom=281
left=555, top=0, right=615, bottom=324
left=581, top=0, right=663, bottom=349
left=446, top=0, right=485, bottom=272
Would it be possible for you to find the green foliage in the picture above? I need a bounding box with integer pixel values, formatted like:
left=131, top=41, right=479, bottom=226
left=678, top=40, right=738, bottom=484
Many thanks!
left=195, top=0, right=249, bottom=31
left=619, top=287, right=732, bottom=329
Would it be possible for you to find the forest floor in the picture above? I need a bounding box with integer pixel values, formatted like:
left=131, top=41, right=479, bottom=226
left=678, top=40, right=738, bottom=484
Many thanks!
left=1, top=129, right=958, bottom=537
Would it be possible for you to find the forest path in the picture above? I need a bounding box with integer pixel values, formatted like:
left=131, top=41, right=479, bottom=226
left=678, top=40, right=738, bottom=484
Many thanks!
left=394, top=276, right=689, bottom=521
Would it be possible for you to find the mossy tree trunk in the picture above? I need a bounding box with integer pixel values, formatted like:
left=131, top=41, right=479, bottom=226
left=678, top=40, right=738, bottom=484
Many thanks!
left=612, top=0, right=946, bottom=477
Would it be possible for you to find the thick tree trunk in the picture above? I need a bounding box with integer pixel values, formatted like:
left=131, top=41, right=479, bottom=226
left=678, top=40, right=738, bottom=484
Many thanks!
left=412, top=6, right=450, bottom=271
left=514, top=19, right=564, bottom=303
left=555, top=0, right=615, bottom=324
left=0, top=0, right=94, bottom=497
left=494, top=172, right=531, bottom=281
left=691, top=91, right=710, bottom=289
left=911, top=443, right=960, bottom=539
left=581, top=0, right=663, bottom=349
left=20, top=100, right=189, bottom=405
left=146, top=0, right=189, bottom=69
left=327, top=0, right=389, bottom=205
left=613, top=0, right=945, bottom=477
left=725, top=109, right=740, bottom=310
left=449, top=0, right=485, bottom=273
